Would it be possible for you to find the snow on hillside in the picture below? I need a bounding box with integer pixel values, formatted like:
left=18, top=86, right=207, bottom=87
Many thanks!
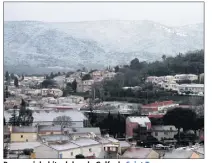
left=4, top=20, right=203, bottom=73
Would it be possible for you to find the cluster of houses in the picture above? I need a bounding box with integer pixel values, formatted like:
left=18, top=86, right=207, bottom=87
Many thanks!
left=4, top=113, right=204, bottom=159
left=53, top=70, right=116, bottom=92
left=4, top=71, right=204, bottom=159
left=4, top=98, right=204, bottom=159
left=4, top=124, right=126, bottom=159
left=146, top=74, right=204, bottom=96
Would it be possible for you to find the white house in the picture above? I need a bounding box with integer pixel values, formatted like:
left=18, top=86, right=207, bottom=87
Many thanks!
left=175, top=74, right=198, bottom=81
left=177, top=84, right=204, bottom=94
left=34, top=138, right=105, bottom=158
left=70, top=138, right=105, bottom=158
left=146, top=76, right=159, bottom=83
left=164, top=76, right=175, bottom=82
left=103, top=72, right=116, bottom=80
left=67, top=95, right=85, bottom=103
left=91, top=71, right=104, bottom=79
left=41, top=89, right=63, bottom=97
left=151, top=125, right=178, bottom=141
left=162, top=81, right=179, bottom=91
left=77, top=80, right=95, bottom=92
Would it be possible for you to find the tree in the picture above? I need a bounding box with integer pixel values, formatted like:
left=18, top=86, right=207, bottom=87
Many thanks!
left=82, top=74, right=91, bottom=81
left=41, top=79, right=57, bottom=88
left=23, top=149, right=34, bottom=155
left=130, top=58, right=141, bottom=70
left=162, top=55, right=166, bottom=61
left=71, top=79, right=77, bottom=93
left=192, top=116, right=204, bottom=135
left=4, top=117, right=6, bottom=126
left=53, top=116, right=72, bottom=127
left=107, top=111, right=114, bottom=135
left=22, top=74, right=24, bottom=81
left=115, top=66, right=119, bottom=73
left=4, top=146, right=8, bottom=158
left=18, top=99, right=34, bottom=126
left=14, top=77, right=19, bottom=87
left=64, top=82, right=74, bottom=96
left=9, top=109, right=19, bottom=126
left=50, top=72, right=54, bottom=79
left=5, top=71, right=9, bottom=82
left=66, top=73, right=70, bottom=78
left=88, top=99, right=97, bottom=127
left=5, top=86, right=9, bottom=98
left=58, top=72, right=61, bottom=76
left=163, top=108, right=197, bottom=144
left=10, top=73, right=15, bottom=80
left=75, top=154, right=85, bottom=158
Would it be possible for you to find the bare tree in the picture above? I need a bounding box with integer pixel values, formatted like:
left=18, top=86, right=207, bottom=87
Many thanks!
left=53, top=116, right=72, bottom=127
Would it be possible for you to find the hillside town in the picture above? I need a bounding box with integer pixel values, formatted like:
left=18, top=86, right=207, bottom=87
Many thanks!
left=3, top=55, right=204, bottom=159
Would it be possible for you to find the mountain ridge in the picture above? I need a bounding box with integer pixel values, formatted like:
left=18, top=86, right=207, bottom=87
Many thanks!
left=4, top=20, right=203, bottom=74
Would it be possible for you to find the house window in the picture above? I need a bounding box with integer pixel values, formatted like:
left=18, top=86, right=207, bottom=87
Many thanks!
left=70, top=152, right=73, bottom=156
left=21, top=135, right=23, bottom=138
left=89, top=148, right=92, bottom=152
left=164, top=132, right=168, bottom=135
left=155, top=132, right=158, bottom=136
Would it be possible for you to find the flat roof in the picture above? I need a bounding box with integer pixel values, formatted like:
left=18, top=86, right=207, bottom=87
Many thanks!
left=12, top=126, right=38, bottom=133
left=71, top=138, right=100, bottom=147
left=122, top=147, right=153, bottom=158
left=38, top=125, right=62, bottom=132
left=49, top=142, right=80, bottom=151
left=119, top=141, right=131, bottom=148
left=9, top=142, right=41, bottom=150
left=40, top=135, right=70, bottom=142
left=127, top=116, right=150, bottom=127
left=4, top=110, right=87, bottom=122
left=64, top=127, right=101, bottom=135
left=164, top=149, right=194, bottom=158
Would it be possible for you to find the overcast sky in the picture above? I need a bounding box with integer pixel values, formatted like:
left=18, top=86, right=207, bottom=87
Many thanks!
left=4, top=2, right=204, bottom=26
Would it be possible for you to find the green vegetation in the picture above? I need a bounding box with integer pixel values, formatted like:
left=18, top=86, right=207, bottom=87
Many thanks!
left=87, top=111, right=126, bottom=138
left=82, top=73, right=92, bottom=81
left=14, top=77, right=19, bottom=87
left=41, top=79, right=58, bottom=88
left=8, top=99, right=34, bottom=126
left=75, top=154, right=85, bottom=158
left=92, top=50, right=204, bottom=105
left=163, top=107, right=203, bottom=144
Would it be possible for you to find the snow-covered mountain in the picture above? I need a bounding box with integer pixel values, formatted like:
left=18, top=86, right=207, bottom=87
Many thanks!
left=4, top=20, right=203, bottom=74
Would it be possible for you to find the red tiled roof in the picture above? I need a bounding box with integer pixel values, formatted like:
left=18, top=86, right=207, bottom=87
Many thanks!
left=148, top=115, right=164, bottom=118
left=86, top=155, right=95, bottom=159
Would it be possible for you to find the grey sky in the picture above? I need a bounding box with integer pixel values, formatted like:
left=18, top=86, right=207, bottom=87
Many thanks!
left=4, top=2, right=204, bottom=26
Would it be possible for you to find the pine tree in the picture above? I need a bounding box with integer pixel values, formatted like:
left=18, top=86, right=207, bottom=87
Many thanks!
left=9, top=109, right=18, bottom=126
left=14, top=77, right=19, bottom=87
left=107, top=111, right=114, bottom=135
left=18, top=99, right=34, bottom=126
left=10, top=73, right=15, bottom=80
left=5, top=71, right=9, bottom=82
left=4, top=117, right=6, bottom=126
left=22, top=74, right=24, bottom=81
left=50, top=72, right=54, bottom=79
left=71, top=79, right=77, bottom=93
